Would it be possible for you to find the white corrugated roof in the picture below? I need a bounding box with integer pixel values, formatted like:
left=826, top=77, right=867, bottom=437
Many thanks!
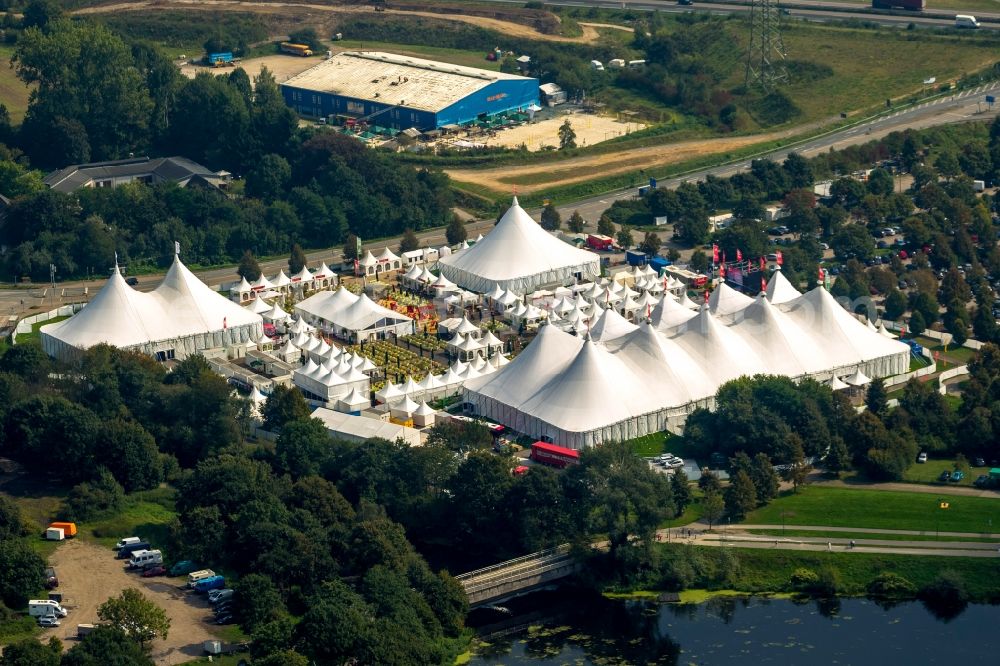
left=282, top=51, right=533, bottom=113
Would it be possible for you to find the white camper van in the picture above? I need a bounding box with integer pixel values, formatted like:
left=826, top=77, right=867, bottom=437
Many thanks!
left=955, top=14, right=980, bottom=28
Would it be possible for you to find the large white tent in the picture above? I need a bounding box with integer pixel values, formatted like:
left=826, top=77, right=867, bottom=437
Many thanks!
left=295, top=287, right=414, bottom=342
left=41, top=254, right=263, bottom=361
left=463, top=280, right=910, bottom=449
left=437, top=197, right=600, bottom=294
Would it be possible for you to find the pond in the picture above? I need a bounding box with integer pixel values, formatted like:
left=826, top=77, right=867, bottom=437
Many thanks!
left=467, top=590, right=998, bottom=665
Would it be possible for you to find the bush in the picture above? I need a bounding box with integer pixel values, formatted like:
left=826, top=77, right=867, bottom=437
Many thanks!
left=63, top=469, right=124, bottom=521
left=867, top=572, right=917, bottom=599
left=789, top=567, right=819, bottom=591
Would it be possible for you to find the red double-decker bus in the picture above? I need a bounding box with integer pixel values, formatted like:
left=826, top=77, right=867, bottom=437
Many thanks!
left=530, top=441, right=580, bottom=469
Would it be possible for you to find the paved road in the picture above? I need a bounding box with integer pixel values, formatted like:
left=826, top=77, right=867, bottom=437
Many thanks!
left=551, top=84, right=1000, bottom=225
left=811, top=477, right=1000, bottom=498
left=726, top=523, right=998, bottom=538
left=660, top=524, right=1000, bottom=556
left=481, top=0, right=1000, bottom=29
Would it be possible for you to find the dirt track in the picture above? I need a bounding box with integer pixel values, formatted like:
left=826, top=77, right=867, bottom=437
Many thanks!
left=41, top=540, right=218, bottom=665
left=75, top=0, right=613, bottom=44
left=445, top=130, right=796, bottom=194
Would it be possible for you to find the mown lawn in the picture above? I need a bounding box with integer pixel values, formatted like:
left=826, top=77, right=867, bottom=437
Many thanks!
left=0, top=45, right=33, bottom=123
left=744, top=486, right=1000, bottom=534
left=627, top=432, right=670, bottom=457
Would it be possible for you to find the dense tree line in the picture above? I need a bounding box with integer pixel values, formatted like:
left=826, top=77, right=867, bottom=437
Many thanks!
left=0, top=18, right=454, bottom=280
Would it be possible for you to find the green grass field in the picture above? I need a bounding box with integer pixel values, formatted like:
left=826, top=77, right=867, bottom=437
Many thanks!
left=0, top=45, right=33, bottom=124
left=745, top=486, right=1000, bottom=534
left=332, top=40, right=501, bottom=71
left=901, top=458, right=992, bottom=485
left=85, top=487, right=178, bottom=550
left=627, top=432, right=670, bottom=457
left=778, top=24, right=999, bottom=123
left=13, top=316, right=69, bottom=346
left=717, top=547, right=1000, bottom=599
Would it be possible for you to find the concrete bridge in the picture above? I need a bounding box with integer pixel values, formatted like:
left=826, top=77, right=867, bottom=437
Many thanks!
left=456, top=545, right=582, bottom=607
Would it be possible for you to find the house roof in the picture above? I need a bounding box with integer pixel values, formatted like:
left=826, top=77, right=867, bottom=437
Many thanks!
left=281, top=51, right=535, bottom=114
left=44, top=156, right=225, bottom=194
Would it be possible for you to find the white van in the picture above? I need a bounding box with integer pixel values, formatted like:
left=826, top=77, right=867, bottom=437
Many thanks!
left=955, top=14, right=979, bottom=28
left=187, top=570, right=216, bottom=587
left=115, top=537, right=141, bottom=550
left=29, top=600, right=68, bottom=618
left=128, top=550, right=163, bottom=569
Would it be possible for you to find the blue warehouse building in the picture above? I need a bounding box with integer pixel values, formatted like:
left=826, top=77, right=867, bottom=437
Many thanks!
left=280, top=51, right=539, bottom=131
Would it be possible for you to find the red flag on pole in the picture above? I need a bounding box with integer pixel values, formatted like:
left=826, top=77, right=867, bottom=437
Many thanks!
left=704, top=290, right=710, bottom=304
left=712, top=244, right=720, bottom=263
left=776, top=250, right=783, bottom=266
left=223, top=317, right=227, bottom=330
left=761, top=276, right=767, bottom=291
left=759, top=257, right=765, bottom=271
left=720, top=264, right=727, bottom=278
left=736, top=248, right=743, bottom=262
left=818, top=267, right=825, bottom=281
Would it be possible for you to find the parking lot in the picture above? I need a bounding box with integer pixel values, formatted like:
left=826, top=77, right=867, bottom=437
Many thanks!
left=42, top=540, right=219, bottom=664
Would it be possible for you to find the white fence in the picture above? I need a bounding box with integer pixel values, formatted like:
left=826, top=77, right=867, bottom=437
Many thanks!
left=937, top=364, right=970, bottom=394
left=11, top=304, right=85, bottom=344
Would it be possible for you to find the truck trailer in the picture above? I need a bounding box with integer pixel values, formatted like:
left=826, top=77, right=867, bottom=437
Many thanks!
left=871, top=0, right=924, bottom=9
left=530, top=441, right=580, bottom=469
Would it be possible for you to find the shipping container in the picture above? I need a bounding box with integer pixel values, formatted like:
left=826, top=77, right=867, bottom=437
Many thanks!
left=587, top=234, right=614, bottom=251
left=626, top=250, right=648, bottom=266
left=48, top=522, right=77, bottom=538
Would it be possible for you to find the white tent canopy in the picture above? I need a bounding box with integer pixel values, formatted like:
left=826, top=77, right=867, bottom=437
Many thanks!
left=438, top=197, right=600, bottom=294
left=463, top=286, right=910, bottom=449
left=765, top=270, right=802, bottom=304
left=42, top=254, right=263, bottom=361
left=295, top=288, right=413, bottom=342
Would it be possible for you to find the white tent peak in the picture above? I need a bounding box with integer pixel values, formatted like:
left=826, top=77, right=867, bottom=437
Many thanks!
left=766, top=270, right=802, bottom=304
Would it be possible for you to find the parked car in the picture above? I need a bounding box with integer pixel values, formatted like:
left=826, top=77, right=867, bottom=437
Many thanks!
left=38, top=616, right=61, bottom=628
left=44, top=567, right=58, bottom=589
left=215, top=613, right=236, bottom=625
left=938, top=471, right=952, bottom=482
left=950, top=470, right=965, bottom=482
left=974, top=474, right=990, bottom=488
left=917, top=452, right=928, bottom=463
left=974, top=457, right=986, bottom=467
left=142, top=565, right=167, bottom=578
left=125, top=277, right=139, bottom=286
left=208, top=589, right=234, bottom=604
left=169, top=560, right=198, bottom=576
left=115, top=537, right=141, bottom=550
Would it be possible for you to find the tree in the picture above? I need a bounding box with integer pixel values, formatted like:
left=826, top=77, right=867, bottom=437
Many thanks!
left=670, top=468, right=692, bottom=515
left=749, top=453, right=780, bottom=505
left=97, top=588, right=170, bottom=646
left=867, top=168, right=894, bottom=196
left=0, top=540, right=44, bottom=609
left=288, top=243, right=307, bottom=275
left=255, top=651, right=310, bottom=666
left=783, top=436, right=810, bottom=492
left=567, top=210, right=585, bottom=233
left=908, top=310, right=927, bottom=336
left=724, top=470, right=757, bottom=521
left=343, top=233, right=360, bottom=262
left=238, top=250, right=262, bottom=282
left=884, top=289, right=907, bottom=321
left=263, top=384, right=312, bottom=431
left=22, top=0, right=63, bottom=31
left=597, top=214, right=616, bottom=237
left=275, top=417, right=331, bottom=479
left=824, top=437, right=851, bottom=475
left=540, top=203, right=561, bottom=231
left=61, top=627, right=154, bottom=666
left=866, top=377, right=888, bottom=417
left=558, top=119, right=577, bottom=149
left=246, top=154, right=291, bottom=202
left=701, top=490, right=725, bottom=529
left=639, top=232, right=661, bottom=256
left=689, top=249, right=709, bottom=273
left=0, top=638, right=61, bottom=666
left=234, top=573, right=285, bottom=633
left=399, top=228, right=420, bottom=253
left=616, top=225, right=634, bottom=250
left=65, top=468, right=125, bottom=521
left=445, top=216, right=467, bottom=245
left=296, top=581, right=374, bottom=663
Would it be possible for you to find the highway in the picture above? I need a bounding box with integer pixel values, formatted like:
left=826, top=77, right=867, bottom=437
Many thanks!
left=479, top=0, right=1000, bottom=29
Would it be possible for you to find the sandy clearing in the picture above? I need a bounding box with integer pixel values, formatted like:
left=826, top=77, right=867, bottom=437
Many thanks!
left=469, top=113, right=646, bottom=151
left=180, top=53, right=318, bottom=81
left=445, top=130, right=794, bottom=194
left=41, top=540, right=219, bottom=665
left=75, top=0, right=607, bottom=44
